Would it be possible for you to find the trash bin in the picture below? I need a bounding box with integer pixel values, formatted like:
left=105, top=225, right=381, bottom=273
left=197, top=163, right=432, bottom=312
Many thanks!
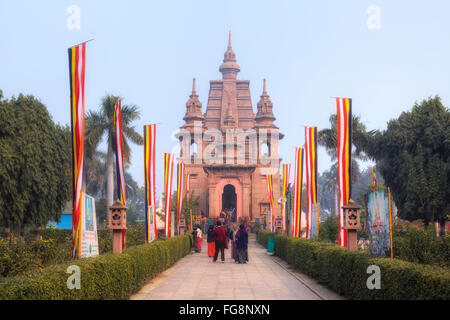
left=267, top=237, right=275, bottom=255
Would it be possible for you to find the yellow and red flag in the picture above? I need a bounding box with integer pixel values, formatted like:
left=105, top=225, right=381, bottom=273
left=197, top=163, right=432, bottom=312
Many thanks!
left=68, top=42, right=86, bottom=259
left=176, top=162, right=185, bottom=234
left=144, top=124, right=157, bottom=243
left=114, top=99, right=127, bottom=248
left=293, top=148, right=304, bottom=237
left=265, top=174, right=274, bottom=231
left=336, top=98, right=352, bottom=247
left=185, top=173, right=191, bottom=201
left=372, top=167, right=377, bottom=192
left=305, top=127, right=318, bottom=239
left=164, top=153, right=175, bottom=237
left=281, top=164, right=291, bottom=235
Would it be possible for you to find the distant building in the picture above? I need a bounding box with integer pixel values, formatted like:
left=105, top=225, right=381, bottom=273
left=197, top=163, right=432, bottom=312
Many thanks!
left=47, top=201, right=72, bottom=229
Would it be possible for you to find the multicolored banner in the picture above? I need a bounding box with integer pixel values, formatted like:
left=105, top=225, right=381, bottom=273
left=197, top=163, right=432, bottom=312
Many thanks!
left=305, top=127, right=318, bottom=239
left=68, top=42, right=86, bottom=259
left=144, top=124, right=157, bottom=243
left=114, top=99, right=127, bottom=248
left=185, top=173, right=191, bottom=201
left=336, top=98, right=352, bottom=247
left=266, top=174, right=274, bottom=231
left=292, top=147, right=304, bottom=237
left=164, top=153, right=175, bottom=237
left=281, top=164, right=291, bottom=235
left=176, top=162, right=185, bottom=235
left=372, top=167, right=377, bottom=192
left=368, top=190, right=391, bottom=256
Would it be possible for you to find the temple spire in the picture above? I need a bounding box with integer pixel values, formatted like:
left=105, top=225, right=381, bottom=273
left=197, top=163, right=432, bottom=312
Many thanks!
left=192, top=78, right=196, bottom=95
left=219, top=32, right=240, bottom=79
left=256, top=78, right=275, bottom=126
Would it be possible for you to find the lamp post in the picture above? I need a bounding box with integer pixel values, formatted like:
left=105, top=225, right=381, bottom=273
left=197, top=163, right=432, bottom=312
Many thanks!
left=108, top=200, right=127, bottom=254
left=342, top=199, right=362, bottom=251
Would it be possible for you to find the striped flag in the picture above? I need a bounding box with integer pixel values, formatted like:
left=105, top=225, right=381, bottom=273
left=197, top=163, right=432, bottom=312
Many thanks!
left=144, top=124, right=157, bottom=243
left=305, top=127, right=318, bottom=239
left=114, top=99, right=127, bottom=248
left=176, top=162, right=185, bottom=235
left=293, top=148, right=304, bottom=237
left=68, top=43, right=86, bottom=259
left=164, top=153, right=175, bottom=237
left=185, top=173, right=191, bottom=201
left=372, top=167, right=377, bottom=192
left=336, top=98, right=352, bottom=247
left=266, top=174, right=274, bottom=231
left=281, top=164, right=291, bottom=235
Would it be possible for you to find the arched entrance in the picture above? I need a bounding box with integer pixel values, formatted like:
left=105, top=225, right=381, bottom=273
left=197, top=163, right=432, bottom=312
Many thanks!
left=215, top=178, right=242, bottom=222
left=222, top=184, right=237, bottom=222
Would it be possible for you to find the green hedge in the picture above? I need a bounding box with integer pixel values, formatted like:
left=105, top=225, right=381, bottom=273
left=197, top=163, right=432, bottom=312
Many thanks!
left=0, top=234, right=192, bottom=299
left=256, top=230, right=450, bottom=300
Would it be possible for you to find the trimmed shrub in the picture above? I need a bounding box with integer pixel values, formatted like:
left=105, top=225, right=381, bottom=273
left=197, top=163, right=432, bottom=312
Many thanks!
left=0, top=234, right=192, bottom=300
left=257, top=230, right=450, bottom=300
left=392, top=224, right=449, bottom=267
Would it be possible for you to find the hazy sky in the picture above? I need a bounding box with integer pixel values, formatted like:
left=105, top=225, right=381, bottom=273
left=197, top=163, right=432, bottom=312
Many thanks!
left=1, top=0, right=449, bottom=198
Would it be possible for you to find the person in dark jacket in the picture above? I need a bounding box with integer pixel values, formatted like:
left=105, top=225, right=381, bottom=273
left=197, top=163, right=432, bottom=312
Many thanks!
left=192, top=227, right=198, bottom=252
left=236, top=224, right=248, bottom=264
left=212, top=220, right=227, bottom=262
left=207, top=224, right=215, bottom=257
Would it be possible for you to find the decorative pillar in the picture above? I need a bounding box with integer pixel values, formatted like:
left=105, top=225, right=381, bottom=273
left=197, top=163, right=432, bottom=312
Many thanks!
left=343, top=199, right=362, bottom=251
left=109, top=200, right=127, bottom=254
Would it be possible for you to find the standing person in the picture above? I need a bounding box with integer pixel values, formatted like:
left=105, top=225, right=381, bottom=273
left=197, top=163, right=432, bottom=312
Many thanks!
left=236, top=224, right=248, bottom=264
left=196, top=225, right=202, bottom=252
left=213, top=220, right=227, bottom=263
left=207, top=224, right=215, bottom=257
left=192, top=226, right=198, bottom=253
left=231, top=224, right=238, bottom=262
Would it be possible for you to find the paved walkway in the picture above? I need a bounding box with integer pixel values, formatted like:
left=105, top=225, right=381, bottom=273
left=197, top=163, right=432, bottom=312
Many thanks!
left=131, top=234, right=343, bottom=300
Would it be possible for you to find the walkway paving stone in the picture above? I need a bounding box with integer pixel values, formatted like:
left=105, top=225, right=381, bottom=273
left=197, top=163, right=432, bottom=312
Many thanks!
left=131, top=234, right=344, bottom=300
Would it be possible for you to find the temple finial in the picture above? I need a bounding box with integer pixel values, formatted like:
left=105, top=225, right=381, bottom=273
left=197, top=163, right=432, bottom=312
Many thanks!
left=192, top=78, right=196, bottom=94
left=263, top=78, right=267, bottom=94
left=228, top=31, right=232, bottom=49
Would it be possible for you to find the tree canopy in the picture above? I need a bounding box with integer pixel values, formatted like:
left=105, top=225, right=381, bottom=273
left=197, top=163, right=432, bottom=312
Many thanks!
left=365, top=96, right=449, bottom=224
left=0, top=92, right=71, bottom=229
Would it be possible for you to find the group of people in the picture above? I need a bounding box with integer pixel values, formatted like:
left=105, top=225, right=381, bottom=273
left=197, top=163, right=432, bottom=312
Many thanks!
left=206, top=221, right=249, bottom=264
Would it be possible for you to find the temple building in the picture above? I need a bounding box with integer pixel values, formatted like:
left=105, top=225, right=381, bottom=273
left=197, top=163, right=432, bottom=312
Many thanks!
left=178, top=33, right=283, bottom=222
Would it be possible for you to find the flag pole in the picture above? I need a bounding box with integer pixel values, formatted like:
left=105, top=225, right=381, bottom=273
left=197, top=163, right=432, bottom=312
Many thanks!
left=69, top=39, right=94, bottom=48
left=388, top=187, right=393, bottom=259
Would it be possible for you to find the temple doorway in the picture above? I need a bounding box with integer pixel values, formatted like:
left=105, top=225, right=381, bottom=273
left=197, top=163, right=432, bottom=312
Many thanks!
left=222, top=184, right=237, bottom=222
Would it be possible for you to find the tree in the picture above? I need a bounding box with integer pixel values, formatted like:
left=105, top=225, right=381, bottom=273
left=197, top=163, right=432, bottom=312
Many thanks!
left=364, top=96, right=449, bottom=228
left=318, top=114, right=374, bottom=186
left=318, top=215, right=339, bottom=243
left=84, top=95, right=143, bottom=223
left=0, top=92, right=71, bottom=232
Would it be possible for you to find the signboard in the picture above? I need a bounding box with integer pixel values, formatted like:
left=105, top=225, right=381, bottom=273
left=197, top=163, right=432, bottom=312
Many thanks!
left=147, top=205, right=156, bottom=243
left=80, top=193, right=99, bottom=258
left=368, top=190, right=391, bottom=256
left=310, top=203, right=320, bottom=239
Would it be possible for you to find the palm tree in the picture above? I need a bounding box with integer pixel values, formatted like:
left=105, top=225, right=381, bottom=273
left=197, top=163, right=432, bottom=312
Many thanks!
left=318, top=114, right=373, bottom=185
left=84, top=94, right=143, bottom=223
